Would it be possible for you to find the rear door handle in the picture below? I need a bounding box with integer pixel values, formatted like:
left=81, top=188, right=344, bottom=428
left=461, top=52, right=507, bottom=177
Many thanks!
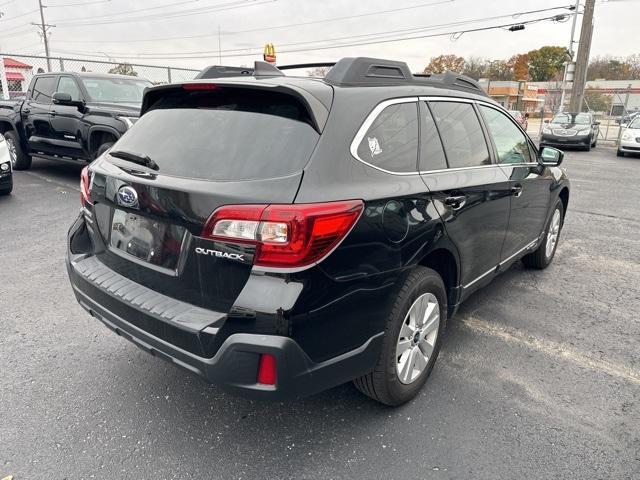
left=444, top=195, right=467, bottom=210
left=511, top=185, right=523, bottom=197
left=50, top=110, right=57, bottom=116
left=22, top=108, right=30, bottom=114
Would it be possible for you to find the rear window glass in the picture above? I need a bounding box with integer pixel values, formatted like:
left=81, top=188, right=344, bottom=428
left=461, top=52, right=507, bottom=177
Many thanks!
left=356, top=102, right=418, bottom=173
left=111, top=88, right=319, bottom=181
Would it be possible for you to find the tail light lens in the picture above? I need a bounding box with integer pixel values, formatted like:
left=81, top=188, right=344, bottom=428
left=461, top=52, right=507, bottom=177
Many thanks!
left=202, top=200, right=364, bottom=268
left=80, top=166, right=91, bottom=206
left=256, top=353, right=277, bottom=385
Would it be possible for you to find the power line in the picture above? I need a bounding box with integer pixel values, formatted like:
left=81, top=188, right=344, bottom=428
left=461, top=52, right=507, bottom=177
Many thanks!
left=50, top=4, right=575, bottom=56
left=51, top=0, right=455, bottom=43
left=50, top=13, right=573, bottom=61
left=53, top=0, right=276, bottom=26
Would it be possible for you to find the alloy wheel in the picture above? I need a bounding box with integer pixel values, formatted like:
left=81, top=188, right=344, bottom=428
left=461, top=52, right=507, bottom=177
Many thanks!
left=5, top=136, right=17, bottom=168
left=545, top=208, right=561, bottom=259
left=395, top=292, right=440, bottom=385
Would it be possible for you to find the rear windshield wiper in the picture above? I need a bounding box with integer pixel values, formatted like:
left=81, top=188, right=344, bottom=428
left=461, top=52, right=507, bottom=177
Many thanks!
left=109, top=150, right=159, bottom=170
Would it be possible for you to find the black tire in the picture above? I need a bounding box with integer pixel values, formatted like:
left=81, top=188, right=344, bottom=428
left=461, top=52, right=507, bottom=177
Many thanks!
left=95, top=142, right=114, bottom=160
left=353, top=266, right=447, bottom=406
left=4, top=130, right=31, bottom=170
left=583, top=139, right=592, bottom=151
left=617, top=149, right=625, bottom=157
left=591, top=136, right=597, bottom=148
left=522, top=199, right=564, bottom=269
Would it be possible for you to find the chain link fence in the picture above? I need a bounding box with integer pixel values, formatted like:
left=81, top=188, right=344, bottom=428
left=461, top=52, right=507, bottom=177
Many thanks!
left=0, top=53, right=201, bottom=99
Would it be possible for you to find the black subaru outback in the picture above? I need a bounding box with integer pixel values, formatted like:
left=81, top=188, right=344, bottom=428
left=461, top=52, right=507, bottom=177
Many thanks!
left=66, top=58, right=569, bottom=406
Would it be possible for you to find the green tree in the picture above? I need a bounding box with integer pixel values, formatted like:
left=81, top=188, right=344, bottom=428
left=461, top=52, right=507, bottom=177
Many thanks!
left=527, top=46, right=567, bottom=81
left=108, top=63, right=138, bottom=76
left=587, top=56, right=632, bottom=80
left=583, top=89, right=612, bottom=113
left=423, top=54, right=465, bottom=74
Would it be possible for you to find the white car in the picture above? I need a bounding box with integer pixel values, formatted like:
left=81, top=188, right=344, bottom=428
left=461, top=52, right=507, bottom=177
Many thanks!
left=617, top=116, right=640, bottom=157
left=0, top=134, right=13, bottom=195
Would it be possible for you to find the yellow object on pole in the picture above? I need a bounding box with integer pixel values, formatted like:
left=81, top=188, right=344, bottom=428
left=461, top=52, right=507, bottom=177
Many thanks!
left=263, top=43, right=276, bottom=64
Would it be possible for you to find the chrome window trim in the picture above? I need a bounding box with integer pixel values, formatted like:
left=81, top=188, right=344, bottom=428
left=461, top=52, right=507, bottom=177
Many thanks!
left=349, top=95, right=542, bottom=177
left=349, top=96, right=420, bottom=176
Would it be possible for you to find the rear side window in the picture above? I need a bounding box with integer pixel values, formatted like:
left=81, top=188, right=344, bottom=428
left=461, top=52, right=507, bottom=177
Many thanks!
left=356, top=102, right=418, bottom=173
left=429, top=102, right=491, bottom=169
left=419, top=102, right=447, bottom=171
left=112, top=88, right=319, bottom=181
left=31, top=76, right=57, bottom=104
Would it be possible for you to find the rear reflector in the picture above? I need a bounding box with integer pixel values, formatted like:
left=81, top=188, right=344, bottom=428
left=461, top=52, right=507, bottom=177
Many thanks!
left=202, top=200, right=364, bottom=269
left=80, top=166, right=91, bottom=206
left=257, top=354, right=277, bottom=385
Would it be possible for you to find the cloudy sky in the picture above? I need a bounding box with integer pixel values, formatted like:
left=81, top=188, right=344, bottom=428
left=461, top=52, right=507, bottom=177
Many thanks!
left=0, top=0, right=638, bottom=72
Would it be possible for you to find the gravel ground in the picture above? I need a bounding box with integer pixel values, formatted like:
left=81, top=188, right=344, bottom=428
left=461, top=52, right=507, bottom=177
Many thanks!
left=1, top=147, right=638, bottom=480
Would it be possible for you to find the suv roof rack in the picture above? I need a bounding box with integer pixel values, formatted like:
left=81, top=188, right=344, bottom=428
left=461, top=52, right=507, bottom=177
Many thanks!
left=194, top=57, right=487, bottom=96
left=324, top=57, right=487, bottom=96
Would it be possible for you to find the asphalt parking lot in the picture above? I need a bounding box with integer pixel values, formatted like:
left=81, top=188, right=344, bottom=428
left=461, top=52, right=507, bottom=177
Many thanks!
left=1, top=147, right=639, bottom=480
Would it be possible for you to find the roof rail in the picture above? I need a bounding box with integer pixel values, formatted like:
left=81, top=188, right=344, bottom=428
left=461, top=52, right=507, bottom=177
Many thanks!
left=193, top=57, right=487, bottom=96
left=324, top=57, right=487, bottom=96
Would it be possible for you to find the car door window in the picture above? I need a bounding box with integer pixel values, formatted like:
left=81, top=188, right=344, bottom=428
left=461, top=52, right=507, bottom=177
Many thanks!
left=419, top=102, right=448, bottom=171
left=480, top=105, right=533, bottom=164
left=57, top=77, right=81, bottom=101
left=356, top=101, right=419, bottom=173
left=31, top=76, right=57, bottom=104
left=429, top=101, right=490, bottom=168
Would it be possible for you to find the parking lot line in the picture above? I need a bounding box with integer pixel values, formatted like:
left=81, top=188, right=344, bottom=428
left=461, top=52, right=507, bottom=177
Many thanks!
left=461, top=317, right=640, bottom=385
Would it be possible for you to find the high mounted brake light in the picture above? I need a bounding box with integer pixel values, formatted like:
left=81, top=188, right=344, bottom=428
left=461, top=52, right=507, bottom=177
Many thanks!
left=182, top=83, right=220, bottom=91
left=80, top=166, right=91, bottom=206
left=202, top=200, right=364, bottom=268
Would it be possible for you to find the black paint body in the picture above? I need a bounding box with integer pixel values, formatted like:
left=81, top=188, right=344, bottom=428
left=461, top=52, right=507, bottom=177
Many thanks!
left=66, top=71, right=570, bottom=400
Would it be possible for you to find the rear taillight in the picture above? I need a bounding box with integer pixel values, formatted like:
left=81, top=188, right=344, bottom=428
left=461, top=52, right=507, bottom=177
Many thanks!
left=202, top=200, right=364, bottom=269
left=80, top=166, right=91, bottom=206
left=182, top=83, right=219, bottom=91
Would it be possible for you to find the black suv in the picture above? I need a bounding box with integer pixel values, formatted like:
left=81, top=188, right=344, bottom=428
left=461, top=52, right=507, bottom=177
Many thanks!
left=66, top=58, right=569, bottom=406
left=0, top=72, right=151, bottom=170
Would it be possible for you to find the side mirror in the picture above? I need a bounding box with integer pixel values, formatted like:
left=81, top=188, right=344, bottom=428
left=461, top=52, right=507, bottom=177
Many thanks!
left=52, top=92, right=85, bottom=108
left=539, top=146, right=564, bottom=166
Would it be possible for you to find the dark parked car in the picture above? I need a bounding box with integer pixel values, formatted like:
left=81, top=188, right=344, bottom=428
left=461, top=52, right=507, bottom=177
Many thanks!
left=0, top=72, right=151, bottom=170
left=0, top=133, right=12, bottom=195
left=540, top=111, right=600, bottom=151
left=66, top=58, right=570, bottom=406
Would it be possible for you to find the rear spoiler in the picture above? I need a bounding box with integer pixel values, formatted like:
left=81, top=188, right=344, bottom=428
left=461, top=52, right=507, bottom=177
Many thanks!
left=140, top=80, right=331, bottom=133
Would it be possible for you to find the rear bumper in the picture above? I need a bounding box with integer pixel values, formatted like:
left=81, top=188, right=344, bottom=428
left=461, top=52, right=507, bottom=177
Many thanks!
left=66, top=215, right=383, bottom=400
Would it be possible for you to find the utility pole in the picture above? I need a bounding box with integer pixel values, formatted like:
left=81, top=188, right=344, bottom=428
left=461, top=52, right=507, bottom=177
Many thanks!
left=569, top=0, right=596, bottom=112
left=558, top=0, right=580, bottom=112
left=33, top=0, right=55, bottom=72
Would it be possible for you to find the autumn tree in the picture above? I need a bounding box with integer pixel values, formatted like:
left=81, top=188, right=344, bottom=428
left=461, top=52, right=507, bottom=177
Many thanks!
left=108, top=63, right=138, bottom=76
left=423, top=54, right=465, bottom=74
left=510, top=53, right=529, bottom=80
left=527, top=46, right=567, bottom=81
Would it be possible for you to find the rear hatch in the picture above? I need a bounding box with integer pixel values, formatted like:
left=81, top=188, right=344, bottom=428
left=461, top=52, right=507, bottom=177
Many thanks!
left=84, top=83, right=329, bottom=314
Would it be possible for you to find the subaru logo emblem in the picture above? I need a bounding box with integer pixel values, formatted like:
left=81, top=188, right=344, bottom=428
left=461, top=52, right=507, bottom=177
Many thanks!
left=117, top=185, right=139, bottom=208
